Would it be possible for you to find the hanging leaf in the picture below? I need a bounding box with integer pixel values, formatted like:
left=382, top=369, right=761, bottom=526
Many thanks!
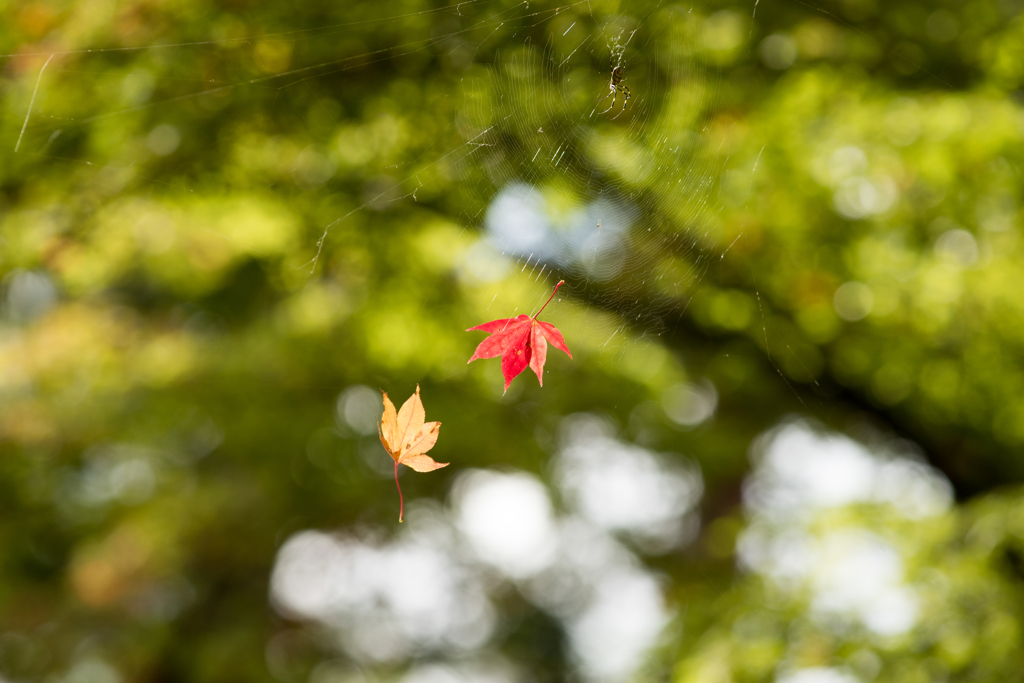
left=378, top=385, right=446, bottom=522
left=467, top=280, right=572, bottom=392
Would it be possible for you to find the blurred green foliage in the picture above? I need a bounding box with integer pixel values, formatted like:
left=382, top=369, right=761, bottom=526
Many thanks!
left=3, top=0, right=1024, bottom=680
left=671, top=486, right=1024, bottom=683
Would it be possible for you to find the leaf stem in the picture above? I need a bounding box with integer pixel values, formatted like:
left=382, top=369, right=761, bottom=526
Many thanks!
left=533, top=280, right=564, bottom=319
left=394, top=460, right=404, bottom=523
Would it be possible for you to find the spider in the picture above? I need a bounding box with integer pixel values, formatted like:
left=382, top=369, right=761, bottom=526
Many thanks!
left=598, top=63, right=631, bottom=117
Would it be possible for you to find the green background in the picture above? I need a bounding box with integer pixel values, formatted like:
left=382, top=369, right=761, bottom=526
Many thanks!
left=3, top=0, right=1024, bottom=680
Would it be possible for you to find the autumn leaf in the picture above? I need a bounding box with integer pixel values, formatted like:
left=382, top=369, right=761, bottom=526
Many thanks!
left=467, top=280, right=573, bottom=392
left=378, top=384, right=447, bottom=522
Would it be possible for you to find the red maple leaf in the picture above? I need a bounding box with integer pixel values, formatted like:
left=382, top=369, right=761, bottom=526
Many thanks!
left=467, top=280, right=573, bottom=391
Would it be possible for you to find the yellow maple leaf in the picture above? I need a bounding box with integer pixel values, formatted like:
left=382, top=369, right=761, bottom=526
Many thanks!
left=378, top=384, right=446, bottom=522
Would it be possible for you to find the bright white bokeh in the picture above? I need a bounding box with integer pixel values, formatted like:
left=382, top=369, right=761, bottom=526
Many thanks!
left=485, top=183, right=558, bottom=260
left=738, top=421, right=951, bottom=637
left=270, top=414, right=947, bottom=679
left=449, top=434, right=687, bottom=682
left=555, top=414, right=702, bottom=551
left=400, top=660, right=518, bottom=683
left=520, top=518, right=627, bottom=618
left=743, top=422, right=951, bottom=521
left=809, top=531, right=918, bottom=636
left=776, top=667, right=859, bottom=683
left=873, top=457, right=954, bottom=519
left=482, top=183, right=633, bottom=276
left=736, top=527, right=816, bottom=589
left=451, top=470, right=559, bottom=578
left=516, top=518, right=672, bottom=683
left=270, top=523, right=495, bottom=662
left=271, top=413, right=704, bottom=682
left=568, top=567, right=669, bottom=682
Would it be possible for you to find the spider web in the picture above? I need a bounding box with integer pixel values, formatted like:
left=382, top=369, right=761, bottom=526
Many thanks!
left=5, top=0, right=727, bottom=389
left=4, top=2, right=993, bottom=681
left=1, top=1, right=739, bottom=681
left=447, top=2, right=725, bottom=374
